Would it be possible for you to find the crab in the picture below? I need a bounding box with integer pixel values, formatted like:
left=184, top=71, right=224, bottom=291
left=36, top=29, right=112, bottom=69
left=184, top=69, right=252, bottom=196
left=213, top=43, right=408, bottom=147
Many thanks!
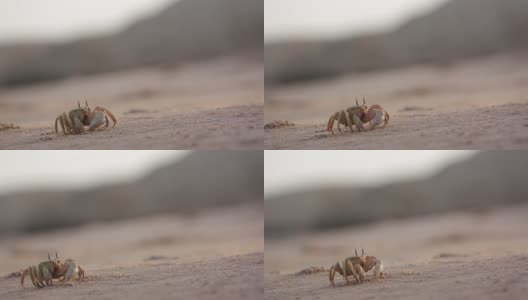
left=327, top=98, right=390, bottom=134
left=329, top=248, right=384, bottom=287
left=54, top=100, right=116, bottom=135
left=20, top=252, right=85, bottom=288
left=327, top=99, right=367, bottom=134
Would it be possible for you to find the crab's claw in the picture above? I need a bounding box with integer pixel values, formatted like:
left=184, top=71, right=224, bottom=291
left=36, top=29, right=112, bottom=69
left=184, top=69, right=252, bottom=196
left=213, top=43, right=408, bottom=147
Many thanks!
left=373, top=258, right=384, bottom=278
left=363, top=256, right=376, bottom=272
left=62, top=260, right=84, bottom=281
left=364, top=256, right=384, bottom=279
left=93, top=107, right=117, bottom=128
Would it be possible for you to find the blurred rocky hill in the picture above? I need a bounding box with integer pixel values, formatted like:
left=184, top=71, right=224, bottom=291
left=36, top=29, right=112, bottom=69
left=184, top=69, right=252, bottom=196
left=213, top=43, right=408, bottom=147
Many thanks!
left=265, top=0, right=528, bottom=85
left=0, top=151, right=263, bottom=235
left=0, top=0, right=263, bottom=87
left=265, top=151, right=528, bottom=238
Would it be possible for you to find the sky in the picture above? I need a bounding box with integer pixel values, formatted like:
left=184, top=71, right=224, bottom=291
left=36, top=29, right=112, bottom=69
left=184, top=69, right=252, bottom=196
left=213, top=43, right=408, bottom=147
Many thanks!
left=0, top=0, right=177, bottom=43
left=265, top=150, right=477, bottom=198
left=0, top=151, right=188, bottom=196
left=265, top=0, right=449, bottom=42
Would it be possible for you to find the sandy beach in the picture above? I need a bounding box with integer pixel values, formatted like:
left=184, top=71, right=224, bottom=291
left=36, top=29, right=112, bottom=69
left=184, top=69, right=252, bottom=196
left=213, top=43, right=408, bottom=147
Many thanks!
left=0, top=203, right=263, bottom=300
left=265, top=204, right=528, bottom=299
left=265, top=52, right=528, bottom=149
left=0, top=55, right=263, bottom=149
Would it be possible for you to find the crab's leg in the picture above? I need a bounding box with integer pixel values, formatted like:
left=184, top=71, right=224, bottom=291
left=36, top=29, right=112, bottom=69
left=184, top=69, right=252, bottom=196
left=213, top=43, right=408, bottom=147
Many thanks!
left=62, top=113, right=76, bottom=135
left=78, top=265, right=85, bottom=279
left=31, top=266, right=43, bottom=288
left=337, top=111, right=343, bottom=133
left=71, top=116, right=84, bottom=134
left=352, top=114, right=364, bottom=132
left=28, top=266, right=37, bottom=287
left=345, top=260, right=359, bottom=284
left=58, top=115, right=68, bottom=135
left=329, top=264, right=336, bottom=287
left=37, top=265, right=46, bottom=288
left=65, top=113, right=76, bottom=134
left=29, top=266, right=38, bottom=288
left=20, top=268, right=28, bottom=287
left=41, top=267, right=52, bottom=286
left=54, top=117, right=60, bottom=134
left=355, top=264, right=366, bottom=283
left=327, top=113, right=337, bottom=134
left=38, top=266, right=47, bottom=287
left=344, top=110, right=353, bottom=132
left=342, top=260, right=348, bottom=283
left=36, top=266, right=46, bottom=288
left=60, top=113, right=70, bottom=135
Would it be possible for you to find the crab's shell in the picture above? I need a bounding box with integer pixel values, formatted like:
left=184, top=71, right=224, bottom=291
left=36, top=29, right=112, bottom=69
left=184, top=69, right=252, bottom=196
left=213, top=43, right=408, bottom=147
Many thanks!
left=345, top=106, right=364, bottom=117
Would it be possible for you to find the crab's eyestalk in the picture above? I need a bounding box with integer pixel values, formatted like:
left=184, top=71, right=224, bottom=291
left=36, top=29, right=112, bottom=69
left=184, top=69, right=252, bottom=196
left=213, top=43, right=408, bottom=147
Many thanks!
left=362, top=248, right=365, bottom=256
left=55, top=252, right=59, bottom=260
left=48, top=253, right=51, bottom=261
left=78, top=101, right=81, bottom=109
left=363, top=97, right=366, bottom=105
left=356, top=98, right=359, bottom=107
left=355, top=248, right=358, bottom=257
left=85, top=98, right=89, bottom=107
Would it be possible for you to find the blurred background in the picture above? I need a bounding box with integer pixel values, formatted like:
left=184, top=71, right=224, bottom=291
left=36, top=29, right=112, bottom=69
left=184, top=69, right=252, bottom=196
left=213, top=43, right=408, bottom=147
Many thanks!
left=265, top=150, right=528, bottom=238
left=265, top=0, right=528, bottom=85
left=0, top=150, right=263, bottom=235
left=0, top=150, right=263, bottom=276
left=0, top=0, right=262, bottom=87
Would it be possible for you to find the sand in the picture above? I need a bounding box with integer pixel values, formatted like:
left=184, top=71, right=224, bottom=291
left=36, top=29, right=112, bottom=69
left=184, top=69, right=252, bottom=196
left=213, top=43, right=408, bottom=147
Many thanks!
left=0, top=203, right=263, bottom=300
left=264, top=204, right=528, bottom=299
left=0, top=55, right=263, bottom=149
left=265, top=52, right=528, bottom=149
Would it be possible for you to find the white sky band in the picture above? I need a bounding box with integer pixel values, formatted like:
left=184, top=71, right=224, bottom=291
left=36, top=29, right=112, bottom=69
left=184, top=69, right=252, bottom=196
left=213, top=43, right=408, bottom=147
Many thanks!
left=265, top=0, right=449, bottom=42
left=265, top=150, right=476, bottom=198
left=0, top=0, right=177, bottom=43
left=0, top=151, right=187, bottom=196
